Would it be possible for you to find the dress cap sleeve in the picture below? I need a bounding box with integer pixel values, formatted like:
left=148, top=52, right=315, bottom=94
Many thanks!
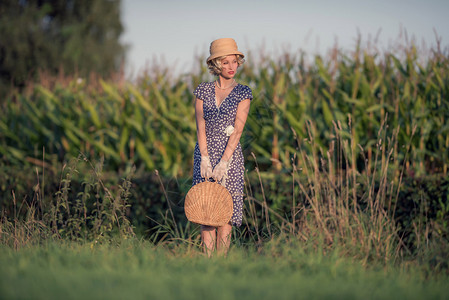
left=239, top=85, right=253, bottom=102
left=193, top=82, right=207, bottom=100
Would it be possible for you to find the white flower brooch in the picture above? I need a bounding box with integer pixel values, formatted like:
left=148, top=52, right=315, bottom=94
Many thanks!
left=224, top=125, right=235, bottom=136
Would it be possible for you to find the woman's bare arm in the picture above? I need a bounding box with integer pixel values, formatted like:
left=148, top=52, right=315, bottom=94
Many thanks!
left=221, top=98, right=251, bottom=161
left=195, top=98, right=208, bottom=156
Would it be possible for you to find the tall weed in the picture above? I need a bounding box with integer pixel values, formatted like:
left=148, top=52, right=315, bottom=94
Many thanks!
left=0, top=155, right=135, bottom=248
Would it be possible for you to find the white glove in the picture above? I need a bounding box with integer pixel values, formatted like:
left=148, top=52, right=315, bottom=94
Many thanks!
left=212, top=159, right=230, bottom=182
left=200, top=155, right=213, bottom=179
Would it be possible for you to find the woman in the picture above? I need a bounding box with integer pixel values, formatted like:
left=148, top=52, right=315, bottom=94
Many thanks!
left=192, top=38, right=253, bottom=256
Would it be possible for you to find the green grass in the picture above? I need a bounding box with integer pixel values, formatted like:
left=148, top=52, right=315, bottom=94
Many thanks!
left=1, top=238, right=448, bottom=300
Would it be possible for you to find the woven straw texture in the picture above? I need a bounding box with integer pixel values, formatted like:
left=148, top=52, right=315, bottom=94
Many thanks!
left=184, top=181, right=233, bottom=227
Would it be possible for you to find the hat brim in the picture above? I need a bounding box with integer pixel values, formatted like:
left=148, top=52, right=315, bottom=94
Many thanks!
left=207, top=51, right=244, bottom=62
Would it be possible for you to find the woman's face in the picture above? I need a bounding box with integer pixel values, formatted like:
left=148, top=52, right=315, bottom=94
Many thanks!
left=220, top=55, right=238, bottom=79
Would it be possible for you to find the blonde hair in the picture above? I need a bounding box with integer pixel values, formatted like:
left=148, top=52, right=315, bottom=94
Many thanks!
left=207, top=54, right=245, bottom=76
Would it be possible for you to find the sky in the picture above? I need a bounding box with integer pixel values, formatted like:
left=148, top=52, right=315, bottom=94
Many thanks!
left=120, top=0, right=449, bottom=78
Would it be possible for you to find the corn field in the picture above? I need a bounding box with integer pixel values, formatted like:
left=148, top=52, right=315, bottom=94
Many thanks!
left=1, top=42, right=448, bottom=178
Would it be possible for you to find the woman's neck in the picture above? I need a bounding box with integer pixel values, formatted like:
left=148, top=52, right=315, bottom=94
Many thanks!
left=216, top=77, right=235, bottom=89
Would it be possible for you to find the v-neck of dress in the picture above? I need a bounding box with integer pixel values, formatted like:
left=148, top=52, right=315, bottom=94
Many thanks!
left=214, top=82, right=238, bottom=109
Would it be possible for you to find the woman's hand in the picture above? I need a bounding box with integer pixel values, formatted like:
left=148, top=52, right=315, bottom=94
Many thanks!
left=200, top=155, right=213, bottom=179
left=212, top=159, right=230, bottom=181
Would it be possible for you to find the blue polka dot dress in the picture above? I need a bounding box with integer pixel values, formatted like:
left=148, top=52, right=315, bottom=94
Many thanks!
left=192, top=82, right=253, bottom=227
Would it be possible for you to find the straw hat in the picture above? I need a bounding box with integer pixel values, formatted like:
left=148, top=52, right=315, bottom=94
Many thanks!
left=184, top=181, right=233, bottom=227
left=206, top=38, right=244, bottom=62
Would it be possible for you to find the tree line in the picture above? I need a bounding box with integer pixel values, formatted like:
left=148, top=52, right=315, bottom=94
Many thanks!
left=0, top=0, right=126, bottom=98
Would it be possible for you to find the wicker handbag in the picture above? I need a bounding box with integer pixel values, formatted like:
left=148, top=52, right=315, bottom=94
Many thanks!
left=184, top=181, right=233, bottom=227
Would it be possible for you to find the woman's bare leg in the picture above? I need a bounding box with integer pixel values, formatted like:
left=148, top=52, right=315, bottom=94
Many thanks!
left=217, top=223, right=232, bottom=255
left=201, top=225, right=216, bottom=257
